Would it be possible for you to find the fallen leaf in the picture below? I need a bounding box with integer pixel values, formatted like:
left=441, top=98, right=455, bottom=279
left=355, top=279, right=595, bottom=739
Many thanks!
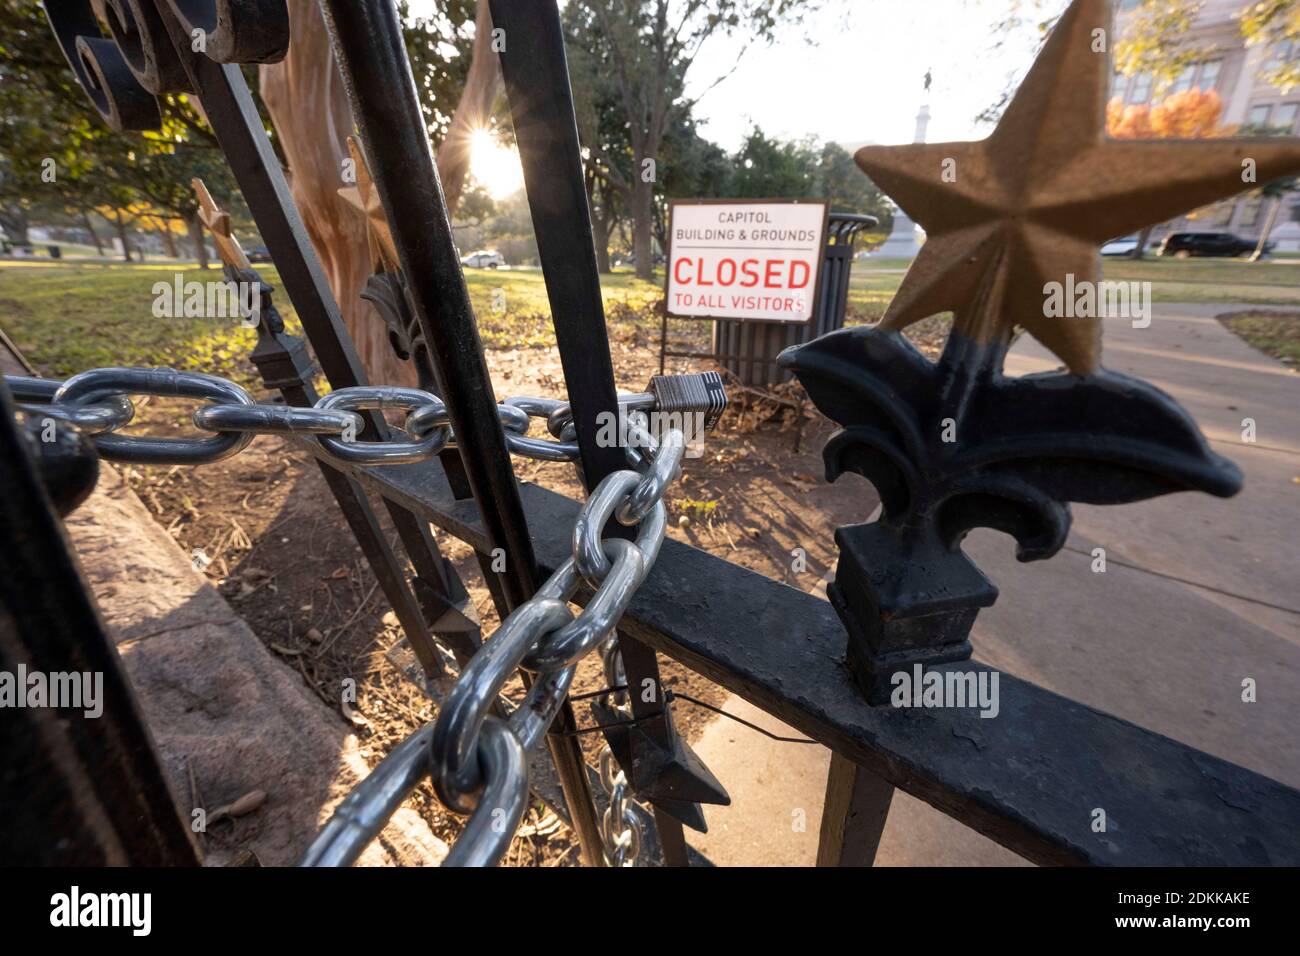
left=342, top=699, right=369, bottom=728
left=228, top=790, right=266, bottom=817
left=208, top=789, right=267, bottom=825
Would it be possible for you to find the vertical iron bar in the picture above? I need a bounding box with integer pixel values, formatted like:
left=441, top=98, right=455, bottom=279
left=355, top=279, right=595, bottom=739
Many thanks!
left=248, top=325, right=453, bottom=671
left=316, top=0, right=607, bottom=867
left=0, top=383, right=199, bottom=865
left=489, top=0, right=691, bottom=866
left=152, top=16, right=476, bottom=681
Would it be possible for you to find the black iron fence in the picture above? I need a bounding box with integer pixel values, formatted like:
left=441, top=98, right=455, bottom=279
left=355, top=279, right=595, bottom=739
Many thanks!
left=3, top=0, right=1299, bottom=868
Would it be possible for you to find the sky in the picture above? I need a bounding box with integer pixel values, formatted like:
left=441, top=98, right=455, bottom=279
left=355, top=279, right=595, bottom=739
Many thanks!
left=683, top=0, right=1056, bottom=150
left=405, top=0, right=1059, bottom=150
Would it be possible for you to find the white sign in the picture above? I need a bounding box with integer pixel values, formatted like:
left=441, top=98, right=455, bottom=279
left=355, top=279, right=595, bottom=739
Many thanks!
left=665, top=200, right=828, bottom=323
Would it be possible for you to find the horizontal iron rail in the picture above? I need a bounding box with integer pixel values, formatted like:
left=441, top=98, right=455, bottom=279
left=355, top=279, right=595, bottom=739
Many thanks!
left=289, top=436, right=1300, bottom=867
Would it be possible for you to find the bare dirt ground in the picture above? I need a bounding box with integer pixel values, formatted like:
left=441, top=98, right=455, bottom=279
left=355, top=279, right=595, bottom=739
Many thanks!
left=113, top=314, right=945, bottom=865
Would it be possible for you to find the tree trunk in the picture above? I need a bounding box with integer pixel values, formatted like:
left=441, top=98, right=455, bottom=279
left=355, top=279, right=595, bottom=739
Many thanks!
left=593, top=211, right=611, bottom=273
left=80, top=210, right=104, bottom=256
left=1128, top=224, right=1155, bottom=260
left=187, top=213, right=209, bottom=269
left=259, top=0, right=503, bottom=387
left=632, top=177, right=655, bottom=281
left=0, top=207, right=30, bottom=246
left=158, top=217, right=179, bottom=258
left=1250, top=195, right=1283, bottom=261
left=112, top=211, right=132, bottom=262
left=587, top=170, right=612, bottom=274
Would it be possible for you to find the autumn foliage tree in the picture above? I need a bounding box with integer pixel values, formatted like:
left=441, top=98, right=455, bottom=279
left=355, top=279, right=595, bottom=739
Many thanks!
left=1106, top=87, right=1228, bottom=257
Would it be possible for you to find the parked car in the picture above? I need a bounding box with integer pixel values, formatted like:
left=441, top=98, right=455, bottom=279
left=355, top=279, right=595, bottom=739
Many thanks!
left=1100, top=235, right=1139, bottom=257
left=1157, top=231, right=1266, bottom=259
left=245, top=246, right=273, bottom=263
left=461, top=250, right=505, bottom=269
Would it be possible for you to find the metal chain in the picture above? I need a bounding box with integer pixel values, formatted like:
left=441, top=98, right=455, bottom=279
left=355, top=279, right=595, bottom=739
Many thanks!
left=430, top=426, right=683, bottom=866
left=299, top=426, right=685, bottom=867
left=9, top=366, right=697, bottom=867
left=3, top=368, right=666, bottom=467
left=597, top=637, right=641, bottom=866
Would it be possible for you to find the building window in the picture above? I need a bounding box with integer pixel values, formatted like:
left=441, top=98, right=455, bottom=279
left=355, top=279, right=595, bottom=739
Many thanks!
left=1274, top=102, right=1299, bottom=133
left=1171, top=65, right=1196, bottom=94
left=1198, top=59, right=1223, bottom=90
left=1111, top=71, right=1128, bottom=99
left=1267, top=40, right=1294, bottom=74
left=1208, top=202, right=1234, bottom=227
left=1131, top=73, right=1153, bottom=104
left=1239, top=196, right=1263, bottom=229
left=1249, top=104, right=1273, bottom=128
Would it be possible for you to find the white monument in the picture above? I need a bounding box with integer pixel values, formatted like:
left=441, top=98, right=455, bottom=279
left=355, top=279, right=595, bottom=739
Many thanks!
left=875, top=81, right=931, bottom=260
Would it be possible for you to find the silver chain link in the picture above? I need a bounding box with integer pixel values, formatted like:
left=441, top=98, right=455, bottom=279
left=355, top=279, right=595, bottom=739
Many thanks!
left=7, top=366, right=690, bottom=867
left=299, top=428, right=684, bottom=868
left=431, top=428, right=682, bottom=865
left=4, top=368, right=663, bottom=467
left=597, top=637, right=641, bottom=866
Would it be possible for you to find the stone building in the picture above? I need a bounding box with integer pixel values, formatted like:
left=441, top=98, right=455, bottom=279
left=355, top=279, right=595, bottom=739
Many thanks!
left=1113, top=0, right=1300, bottom=249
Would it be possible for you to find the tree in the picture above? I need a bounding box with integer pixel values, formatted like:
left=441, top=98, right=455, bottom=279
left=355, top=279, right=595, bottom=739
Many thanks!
left=1112, top=0, right=1300, bottom=95
left=815, top=141, right=891, bottom=225
left=730, top=126, right=818, bottom=198
left=980, top=1, right=1209, bottom=124
left=652, top=112, right=731, bottom=253
left=1106, top=88, right=1230, bottom=258
left=1240, top=0, right=1300, bottom=93
left=1112, top=0, right=1206, bottom=96
left=0, top=0, right=239, bottom=263
left=565, top=0, right=824, bottom=280
left=0, top=0, right=121, bottom=245
left=1250, top=174, right=1297, bottom=259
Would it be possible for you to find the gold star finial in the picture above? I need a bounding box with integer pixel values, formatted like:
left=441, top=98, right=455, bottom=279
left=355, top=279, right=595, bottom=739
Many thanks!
left=856, top=0, right=1300, bottom=374
left=338, top=136, right=400, bottom=273
left=192, top=178, right=250, bottom=273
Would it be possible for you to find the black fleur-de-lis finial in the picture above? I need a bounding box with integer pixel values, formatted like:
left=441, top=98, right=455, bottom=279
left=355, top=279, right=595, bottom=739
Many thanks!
left=779, top=0, right=1278, bottom=703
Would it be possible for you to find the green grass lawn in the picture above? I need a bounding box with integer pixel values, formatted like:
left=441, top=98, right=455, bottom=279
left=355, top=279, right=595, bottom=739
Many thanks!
left=0, top=261, right=279, bottom=384
left=3, top=253, right=1297, bottom=384
left=1217, top=310, right=1300, bottom=365
left=846, top=255, right=1300, bottom=317
left=0, top=260, right=666, bottom=381
left=1100, top=258, right=1300, bottom=306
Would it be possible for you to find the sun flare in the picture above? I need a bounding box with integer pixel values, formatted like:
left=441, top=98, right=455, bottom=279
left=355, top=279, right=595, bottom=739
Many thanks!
left=468, top=128, right=525, bottom=201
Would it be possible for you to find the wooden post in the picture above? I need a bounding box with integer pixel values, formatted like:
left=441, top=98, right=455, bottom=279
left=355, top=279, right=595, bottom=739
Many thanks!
left=816, top=753, right=894, bottom=867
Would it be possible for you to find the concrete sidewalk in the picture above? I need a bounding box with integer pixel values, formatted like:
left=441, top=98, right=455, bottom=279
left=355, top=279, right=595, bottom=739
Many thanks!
left=687, top=304, right=1300, bottom=866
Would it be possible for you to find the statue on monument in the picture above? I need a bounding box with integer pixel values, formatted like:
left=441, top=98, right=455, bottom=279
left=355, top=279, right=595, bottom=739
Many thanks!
left=869, top=77, right=930, bottom=260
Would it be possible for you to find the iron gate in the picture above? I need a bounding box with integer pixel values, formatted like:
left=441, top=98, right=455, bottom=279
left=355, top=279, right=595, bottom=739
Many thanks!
left=4, top=0, right=1300, bottom=867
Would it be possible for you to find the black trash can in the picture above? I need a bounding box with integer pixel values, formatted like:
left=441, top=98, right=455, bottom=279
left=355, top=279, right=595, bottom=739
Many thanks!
left=713, top=212, right=876, bottom=388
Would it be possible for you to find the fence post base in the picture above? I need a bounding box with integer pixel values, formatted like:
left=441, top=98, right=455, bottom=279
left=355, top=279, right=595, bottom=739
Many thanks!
left=828, top=522, right=994, bottom=704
